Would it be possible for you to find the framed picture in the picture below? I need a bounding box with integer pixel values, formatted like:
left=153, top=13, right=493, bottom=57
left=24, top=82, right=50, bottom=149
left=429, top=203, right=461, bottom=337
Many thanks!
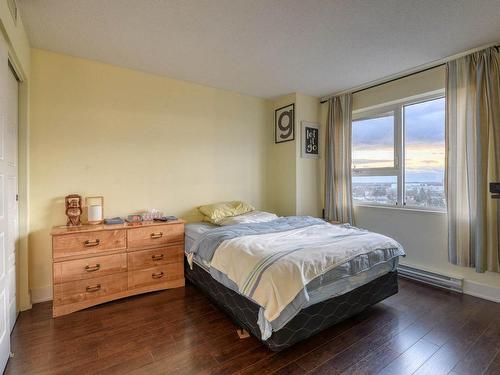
left=301, top=121, right=320, bottom=159
left=275, top=103, right=295, bottom=143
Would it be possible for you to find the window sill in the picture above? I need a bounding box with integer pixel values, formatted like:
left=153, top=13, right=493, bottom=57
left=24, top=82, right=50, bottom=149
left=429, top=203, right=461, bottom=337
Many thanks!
left=353, top=203, right=447, bottom=215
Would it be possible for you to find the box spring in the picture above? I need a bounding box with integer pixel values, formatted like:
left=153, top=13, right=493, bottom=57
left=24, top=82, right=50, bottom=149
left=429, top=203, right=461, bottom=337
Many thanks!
left=185, top=259, right=398, bottom=351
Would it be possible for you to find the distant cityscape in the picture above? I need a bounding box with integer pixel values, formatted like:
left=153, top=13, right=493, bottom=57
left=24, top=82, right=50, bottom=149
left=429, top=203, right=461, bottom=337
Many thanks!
left=352, top=181, right=446, bottom=209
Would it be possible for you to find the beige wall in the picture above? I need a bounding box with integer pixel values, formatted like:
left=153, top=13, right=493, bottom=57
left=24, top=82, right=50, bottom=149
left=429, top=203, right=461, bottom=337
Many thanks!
left=320, top=65, right=500, bottom=300
left=266, top=93, right=322, bottom=217
left=352, top=65, right=445, bottom=110
left=266, top=94, right=297, bottom=216
left=29, top=49, right=268, bottom=299
left=295, top=93, right=322, bottom=217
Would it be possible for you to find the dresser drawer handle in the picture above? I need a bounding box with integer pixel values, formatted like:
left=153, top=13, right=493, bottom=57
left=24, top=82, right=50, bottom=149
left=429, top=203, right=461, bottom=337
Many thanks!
left=151, top=254, right=164, bottom=261
left=152, top=272, right=164, bottom=279
left=84, top=239, right=100, bottom=247
left=85, top=264, right=101, bottom=272
left=86, top=284, right=101, bottom=292
left=150, top=232, right=163, bottom=239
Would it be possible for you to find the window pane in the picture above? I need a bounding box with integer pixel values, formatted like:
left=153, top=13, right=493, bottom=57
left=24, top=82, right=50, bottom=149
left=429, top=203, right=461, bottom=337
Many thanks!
left=352, top=176, right=397, bottom=205
left=352, top=113, right=394, bottom=169
left=404, top=98, right=446, bottom=209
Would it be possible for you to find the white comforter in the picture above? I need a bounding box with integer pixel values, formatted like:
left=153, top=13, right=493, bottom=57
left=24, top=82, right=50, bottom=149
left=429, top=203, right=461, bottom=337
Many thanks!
left=210, top=222, right=403, bottom=323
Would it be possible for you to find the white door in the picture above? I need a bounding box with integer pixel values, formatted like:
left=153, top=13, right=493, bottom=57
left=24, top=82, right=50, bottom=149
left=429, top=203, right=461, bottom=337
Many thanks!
left=0, top=36, right=17, bottom=371
left=6, top=64, right=18, bottom=333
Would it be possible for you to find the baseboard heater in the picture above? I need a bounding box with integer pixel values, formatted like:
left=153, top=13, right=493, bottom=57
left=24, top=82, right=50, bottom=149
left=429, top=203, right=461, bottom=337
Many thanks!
left=398, top=264, right=463, bottom=293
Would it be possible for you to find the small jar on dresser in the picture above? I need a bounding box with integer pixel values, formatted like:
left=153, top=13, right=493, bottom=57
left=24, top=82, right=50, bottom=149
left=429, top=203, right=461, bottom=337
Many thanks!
left=51, top=220, right=185, bottom=317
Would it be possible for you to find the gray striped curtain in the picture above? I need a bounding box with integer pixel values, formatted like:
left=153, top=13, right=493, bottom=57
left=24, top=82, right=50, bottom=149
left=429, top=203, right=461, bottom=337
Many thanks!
left=324, top=94, right=353, bottom=224
left=446, top=47, right=500, bottom=273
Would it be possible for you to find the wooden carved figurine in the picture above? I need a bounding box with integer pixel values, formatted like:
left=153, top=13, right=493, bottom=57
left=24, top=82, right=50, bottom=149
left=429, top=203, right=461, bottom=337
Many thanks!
left=65, top=194, right=82, bottom=226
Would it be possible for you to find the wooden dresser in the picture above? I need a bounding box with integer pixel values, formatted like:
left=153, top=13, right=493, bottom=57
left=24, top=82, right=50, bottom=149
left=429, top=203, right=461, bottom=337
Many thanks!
left=51, top=220, right=185, bottom=317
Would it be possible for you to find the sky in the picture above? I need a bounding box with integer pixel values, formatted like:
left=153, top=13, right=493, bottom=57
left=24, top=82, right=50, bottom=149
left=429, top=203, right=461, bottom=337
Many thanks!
left=352, top=97, right=445, bottom=183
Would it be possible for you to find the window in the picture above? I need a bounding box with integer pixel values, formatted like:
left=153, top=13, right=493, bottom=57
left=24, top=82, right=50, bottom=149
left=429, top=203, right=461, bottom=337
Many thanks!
left=352, top=93, right=446, bottom=210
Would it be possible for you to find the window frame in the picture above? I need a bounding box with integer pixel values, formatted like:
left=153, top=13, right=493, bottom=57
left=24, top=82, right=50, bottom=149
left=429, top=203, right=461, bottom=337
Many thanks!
left=351, top=90, right=446, bottom=212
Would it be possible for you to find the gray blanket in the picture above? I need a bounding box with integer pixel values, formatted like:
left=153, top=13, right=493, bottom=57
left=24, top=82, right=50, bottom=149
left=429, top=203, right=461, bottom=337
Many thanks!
left=187, top=216, right=325, bottom=263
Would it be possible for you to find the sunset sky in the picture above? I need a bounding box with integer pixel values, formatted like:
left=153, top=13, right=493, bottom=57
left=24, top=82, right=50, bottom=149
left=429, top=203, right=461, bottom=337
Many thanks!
left=352, top=97, right=445, bottom=183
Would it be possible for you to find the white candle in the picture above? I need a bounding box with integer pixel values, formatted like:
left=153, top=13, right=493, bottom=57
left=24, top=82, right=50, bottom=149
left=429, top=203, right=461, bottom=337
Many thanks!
left=88, top=204, right=102, bottom=222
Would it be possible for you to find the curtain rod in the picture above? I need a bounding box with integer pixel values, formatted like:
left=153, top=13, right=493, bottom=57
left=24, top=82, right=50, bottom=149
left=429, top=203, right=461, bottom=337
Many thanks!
left=320, top=42, right=499, bottom=104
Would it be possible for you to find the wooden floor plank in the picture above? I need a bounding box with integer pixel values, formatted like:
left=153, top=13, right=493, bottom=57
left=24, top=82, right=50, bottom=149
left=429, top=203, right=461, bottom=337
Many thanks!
left=484, top=349, right=500, bottom=375
left=4, top=278, right=500, bottom=375
left=342, top=294, right=478, bottom=375
left=413, top=300, right=499, bottom=375
left=270, top=362, right=308, bottom=375
left=339, top=344, right=400, bottom=375
left=448, top=318, right=500, bottom=375
left=376, top=338, right=439, bottom=375
left=317, top=313, right=420, bottom=373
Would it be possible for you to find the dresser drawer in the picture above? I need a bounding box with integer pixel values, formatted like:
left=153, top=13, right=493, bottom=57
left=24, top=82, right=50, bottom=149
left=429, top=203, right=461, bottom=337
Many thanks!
left=128, top=264, right=183, bottom=289
left=53, top=230, right=127, bottom=259
left=53, top=253, right=127, bottom=284
left=127, top=223, right=184, bottom=251
left=53, top=272, right=127, bottom=306
left=128, top=245, right=183, bottom=271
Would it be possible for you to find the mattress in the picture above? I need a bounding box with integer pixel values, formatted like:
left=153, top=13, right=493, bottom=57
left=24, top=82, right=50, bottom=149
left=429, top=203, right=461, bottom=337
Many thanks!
left=185, top=222, right=399, bottom=301
left=185, top=220, right=401, bottom=338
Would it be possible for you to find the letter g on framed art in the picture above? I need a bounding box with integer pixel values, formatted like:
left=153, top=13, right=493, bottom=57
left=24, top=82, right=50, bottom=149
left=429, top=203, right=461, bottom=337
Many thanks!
left=275, top=103, right=295, bottom=143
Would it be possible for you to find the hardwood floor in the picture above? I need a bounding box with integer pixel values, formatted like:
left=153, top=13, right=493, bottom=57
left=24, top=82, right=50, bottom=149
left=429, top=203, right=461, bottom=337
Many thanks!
left=5, top=278, right=500, bottom=375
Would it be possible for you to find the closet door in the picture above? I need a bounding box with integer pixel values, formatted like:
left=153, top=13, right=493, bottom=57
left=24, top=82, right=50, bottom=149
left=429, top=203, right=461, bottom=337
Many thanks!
left=0, top=36, right=12, bottom=371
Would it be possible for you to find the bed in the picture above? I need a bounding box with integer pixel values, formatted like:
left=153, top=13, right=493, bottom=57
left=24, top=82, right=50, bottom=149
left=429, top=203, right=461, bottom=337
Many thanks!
left=184, top=216, right=404, bottom=351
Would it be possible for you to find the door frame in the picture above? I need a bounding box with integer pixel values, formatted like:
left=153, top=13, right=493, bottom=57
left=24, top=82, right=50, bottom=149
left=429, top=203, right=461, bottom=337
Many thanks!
left=7, top=61, right=19, bottom=330
left=6, top=53, right=29, bottom=313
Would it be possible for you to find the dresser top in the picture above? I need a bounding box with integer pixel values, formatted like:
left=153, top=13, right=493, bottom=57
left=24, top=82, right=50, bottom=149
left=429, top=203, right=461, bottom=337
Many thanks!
left=51, top=219, right=185, bottom=236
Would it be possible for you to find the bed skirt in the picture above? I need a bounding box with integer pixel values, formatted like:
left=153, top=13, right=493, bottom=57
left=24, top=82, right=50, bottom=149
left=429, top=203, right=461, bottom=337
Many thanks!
left=184, top=259, right=399, bottom=351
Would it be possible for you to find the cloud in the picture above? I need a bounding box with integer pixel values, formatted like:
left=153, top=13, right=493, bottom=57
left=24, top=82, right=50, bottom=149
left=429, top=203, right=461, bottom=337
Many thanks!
left=405, top=98, right=446, bottom=143
left=353, top=97, right=445, bottom=147
left=353, top=115, right=393, bottom=147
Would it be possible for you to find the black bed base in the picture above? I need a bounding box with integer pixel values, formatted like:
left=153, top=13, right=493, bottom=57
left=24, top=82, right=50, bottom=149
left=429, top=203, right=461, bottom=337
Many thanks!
left=185, top=260, right=399, bottom=351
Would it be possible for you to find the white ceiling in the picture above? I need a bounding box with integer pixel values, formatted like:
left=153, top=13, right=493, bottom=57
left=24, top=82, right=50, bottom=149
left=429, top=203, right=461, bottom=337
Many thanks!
left=18, top=0, right=500, bottom=99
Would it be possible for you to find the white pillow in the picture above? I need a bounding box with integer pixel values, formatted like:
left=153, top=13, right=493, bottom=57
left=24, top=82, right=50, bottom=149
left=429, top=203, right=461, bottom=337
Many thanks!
left=218, top=211, right=278, bottom=226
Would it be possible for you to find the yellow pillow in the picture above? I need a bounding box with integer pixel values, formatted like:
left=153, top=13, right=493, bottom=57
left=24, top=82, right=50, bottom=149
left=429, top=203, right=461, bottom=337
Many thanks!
left=198, top=201, right=255, bottom=224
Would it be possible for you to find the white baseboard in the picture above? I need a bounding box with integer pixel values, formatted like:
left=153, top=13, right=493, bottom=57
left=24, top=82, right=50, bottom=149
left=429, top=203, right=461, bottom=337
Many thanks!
left=30, top=286, right=52, bottom=304
left=463, top=280, right=500, bottom=303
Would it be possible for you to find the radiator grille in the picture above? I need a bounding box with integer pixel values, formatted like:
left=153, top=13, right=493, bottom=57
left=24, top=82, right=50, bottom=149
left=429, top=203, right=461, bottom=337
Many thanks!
left=398, top=264, right=463, bottom=293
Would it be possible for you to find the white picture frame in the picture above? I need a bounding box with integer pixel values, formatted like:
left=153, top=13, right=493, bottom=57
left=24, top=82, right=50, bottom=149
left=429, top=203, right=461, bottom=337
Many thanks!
left=301, top=121, right=320, bottom=159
